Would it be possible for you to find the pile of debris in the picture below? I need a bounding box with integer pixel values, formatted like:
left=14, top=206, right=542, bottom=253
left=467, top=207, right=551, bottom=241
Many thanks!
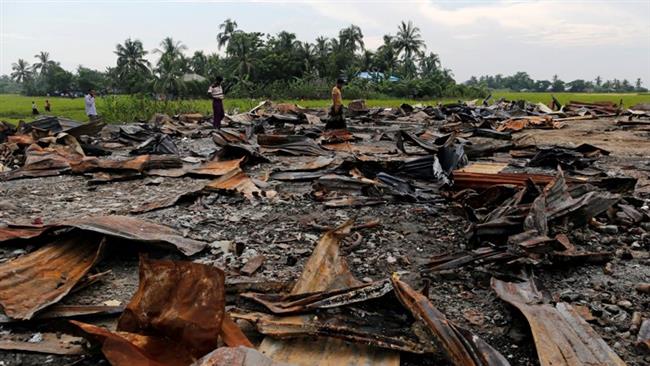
left=0, top=97, right=649, bottom=366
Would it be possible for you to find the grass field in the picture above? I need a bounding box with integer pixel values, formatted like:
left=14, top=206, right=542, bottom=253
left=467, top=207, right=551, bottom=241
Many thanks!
left=1, top=92, right=648, bottom=124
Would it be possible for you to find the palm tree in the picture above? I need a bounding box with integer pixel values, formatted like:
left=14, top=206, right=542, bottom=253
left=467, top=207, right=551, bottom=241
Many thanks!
left=419, top=52, right=440, bottom=76
left=154, top=54, right=186, bottom=96
left=377, top=35, right=398, bottom=75
left=115, top=38, right=151, bottom=77
left=338, top=25, right=364, bottom=53
left=227, top=32, right=262, bottom=79
left=276, top=31, right=300, bottom=52
left=153, top=37, right=187, bottom=65
left=33, top=51, right=55, bottom=75
left=300, top=42, right=317, bottom=72
left=11, top=59, right=32, bottom=83
left=190, top=51, right=208, bottom=76
left=217, top=18, right=238, bottom=50
left=395, top=21, right=425, bottom=62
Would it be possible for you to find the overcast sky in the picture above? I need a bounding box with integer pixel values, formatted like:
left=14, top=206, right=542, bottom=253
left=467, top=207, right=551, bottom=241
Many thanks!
left=2, top=0, right=649, bottom=84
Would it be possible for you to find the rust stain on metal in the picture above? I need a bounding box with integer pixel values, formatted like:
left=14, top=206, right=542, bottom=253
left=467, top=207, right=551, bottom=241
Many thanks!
left=256, top=220, right=400, bottom=366
left=452, top=171, right=555, bottom=189
left=0, top=333, right=85, bottom=355
left=0, top=234, right=104, bottom=320
left=204, top=167, right=262, bottom=199
left=391, top=276, right=510, bottom=366
left=190, top=158, right=243, bottom=177
left=118, top=257, right=226, bottom=357
left=0, top=224, right=49, bottom=242
left=73, top=257, right=251, bottom=365
left=59, top=215, right=206, bottom=256
left=193, top=346, right=291, bottom=366
left=72, top=320, right=193, bottom=366
left=491, top=276, right=626, bottom=366
left=291, top=220, right=360, bottom=294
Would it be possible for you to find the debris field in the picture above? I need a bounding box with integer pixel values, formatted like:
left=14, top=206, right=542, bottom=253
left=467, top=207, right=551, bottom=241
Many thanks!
left=0, top=97, right=649, bottom=366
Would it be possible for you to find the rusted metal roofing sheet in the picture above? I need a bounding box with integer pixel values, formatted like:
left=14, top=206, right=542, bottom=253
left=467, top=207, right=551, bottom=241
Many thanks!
left=0, top=216, right=207, bottom=256
left=391, top=276, right=510, bottom=366
left=491, top=276, right=626, bottom=366
left=189, top=158, right=243, bottom=177
left=73, top=257, right=250, bottom=366
left=256, top=220, right=399, bottom=366
left=59, top=216, right=206, bottom=256
left=204, top=168, right=262, bottom=199
left=193, top=346, right=292, bottom=366
left=0, top=234, right=104, bottom=320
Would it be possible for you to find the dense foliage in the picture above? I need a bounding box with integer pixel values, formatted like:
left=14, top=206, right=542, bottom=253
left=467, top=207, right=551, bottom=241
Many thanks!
left=6, top=20, right=645, bottom=99
left=465, top=72, right=647, bottom=93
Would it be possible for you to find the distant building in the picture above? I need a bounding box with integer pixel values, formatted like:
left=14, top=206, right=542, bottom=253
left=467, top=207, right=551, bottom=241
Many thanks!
left=356, top=71, right=400, bottom=82
left=181, top=73, right=207, bottom=83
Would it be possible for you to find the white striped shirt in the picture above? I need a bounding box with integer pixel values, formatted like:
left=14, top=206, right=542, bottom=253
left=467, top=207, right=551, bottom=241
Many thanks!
left=208, top=85, right=224, bottom=100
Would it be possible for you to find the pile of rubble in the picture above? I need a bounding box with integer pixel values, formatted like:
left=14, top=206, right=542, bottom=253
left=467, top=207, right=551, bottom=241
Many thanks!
left=0, top=98, right=649, bottom=366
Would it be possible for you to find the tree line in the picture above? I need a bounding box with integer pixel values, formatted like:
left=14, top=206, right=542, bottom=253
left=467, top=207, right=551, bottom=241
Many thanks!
left=465, top=72, right=646, bottom=93
left=6, top=19, right=482, bottom=99
left=6, top=19, right=646, bottom=99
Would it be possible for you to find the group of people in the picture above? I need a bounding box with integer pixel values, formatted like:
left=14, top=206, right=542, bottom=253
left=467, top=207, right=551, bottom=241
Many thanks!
left=207, top=77, right=347, bottom=130
left=30, top=100, right=51, bottom=115
left=29, top=90, right=97, bottom=121
left=29, top=79, right=348, bottom=128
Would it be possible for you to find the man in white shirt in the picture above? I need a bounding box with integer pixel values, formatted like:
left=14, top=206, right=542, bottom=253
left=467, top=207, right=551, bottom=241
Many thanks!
left=84, top=89, right=97, bottom=120
left=208, top=76, right=225, bottom=129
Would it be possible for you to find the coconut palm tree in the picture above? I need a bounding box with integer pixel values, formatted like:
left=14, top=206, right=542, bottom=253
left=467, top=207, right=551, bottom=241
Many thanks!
left=115, top=38, right=151, bottom=77
left=338, top=25, right=364, bottom=53
left=11, top=59, right=33, bottom=83
left=395, top=21, right=425, bottom=62
left=377, top=35, right=398, bottom=75
left=217, top=18, right=238, bottom=51
left=153, top=37, right=187, bottom=65
left=190, top=51, right=208, bottom=76
left=33, top=51, right=55, bottom=75
left=227, top=32, right=262, bottom=79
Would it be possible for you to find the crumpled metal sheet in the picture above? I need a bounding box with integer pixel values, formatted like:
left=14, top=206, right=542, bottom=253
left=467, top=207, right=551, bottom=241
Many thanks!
left=0, top=215, right=207, bottom=256
left=491, top=276, right=626, bottom=366
left=192, top=346, right=291, bottom=366
left=391, top=276, right=510, bottom=366
left=0, top=224, right=49, bottom=242
left=0, top=332, right=85, bottom=355
left=118, top=257, right=226, bottom=357
left=242, top=279, right=393, bottom=314
left=291, top=220, right=361, bottom=294
left=73, top=257, right=251, bottom=366
left=0, top=304, right=123, bottom=323
left=60, top=216, right=207, bottom=256
left=189, top=158, right=243, bottom=177
left=258, top=134, right=330, bottom=156
left=234, top=309, right=434, bottom=354
left=0, top=234, right=104, bottom=320
left=256, top=220, right=400, bottom=366
left=205, top=167, right=264, bottom=199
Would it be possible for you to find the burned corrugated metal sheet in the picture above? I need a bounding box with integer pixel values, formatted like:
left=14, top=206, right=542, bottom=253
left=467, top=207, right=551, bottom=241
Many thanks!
left=0, top=333, right=85, bottom=355
left=491, top=276, right=626, bottom=366
left=0, top=304, right=123, bottom=323
left=234, top=310, right=434, bottom=354
left=391, top=276, right=510, bottom=366
left=189, top=157, right=243, bottom=177
left=0, top=234, right=104, bottom=320
left=255, top=220, right=400, bottom=366
left=193, top=346, right=291, bottom=366
left=0, top=216, right=207, bottom=256
left=73, top=257, right=251, bottom=366
left=117, top=257, right=226, bottom=357
left=204, top=167, right=264, bottom=199
left=60, top=216, right=207, bottom=256
left=0, top=224, right=49, bottom=242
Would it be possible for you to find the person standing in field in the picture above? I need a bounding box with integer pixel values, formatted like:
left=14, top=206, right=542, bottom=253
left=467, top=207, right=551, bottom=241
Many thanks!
left=326, top=78, right=346, bottom=129
left=44, top=100, right=51, bottom=112
left=31, top=101, right=39, bottom=115
left=84, top=90, right=97, bottom=120
left=208, top=76, right=225, bottom=129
